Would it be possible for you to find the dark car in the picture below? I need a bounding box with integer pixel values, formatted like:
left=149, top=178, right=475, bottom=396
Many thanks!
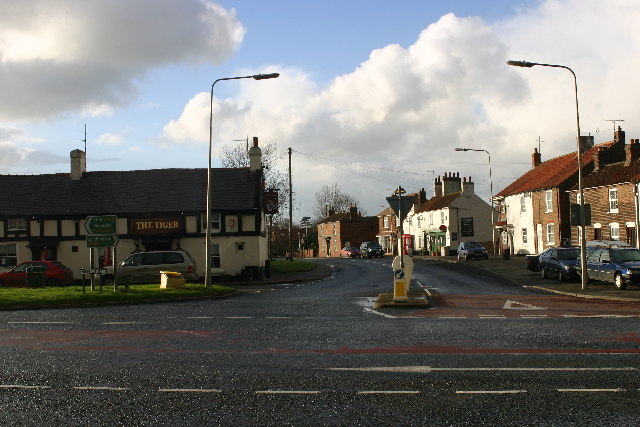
left=0, top=261, right=75, bottom=287
left=577, top=246, right=640, bottom=289
left=539, top=247, right=580, bottom=281
left=457, top=241, right=488, bottom=261
left=359, top=242, right=384, bottom=258
left=524, top=254, right=540, bottom=271
left=339, top=246, right=361, bottom=258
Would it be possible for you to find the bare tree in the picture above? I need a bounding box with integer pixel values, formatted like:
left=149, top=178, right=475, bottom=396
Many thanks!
left=312, top=183, right=362, bottom=221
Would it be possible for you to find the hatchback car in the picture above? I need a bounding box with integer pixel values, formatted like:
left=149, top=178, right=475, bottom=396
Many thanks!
left=359, top=242, right=384, bottom=258
left=539, top=247, right=580, bottom=281
left=101, top=250, right=198, bottom=285
left=0, top=261, right=75, bottom=287
left=457, top=241, right=488, bottom=261
left=339, top=246, right=360, bottom=258
left=577, top=246, right=640, bottom=289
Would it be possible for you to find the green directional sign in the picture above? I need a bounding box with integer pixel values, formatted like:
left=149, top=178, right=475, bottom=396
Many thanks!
left=86, top=234, right=119, bottom=248
left=85, top=215, right=117, bottom=235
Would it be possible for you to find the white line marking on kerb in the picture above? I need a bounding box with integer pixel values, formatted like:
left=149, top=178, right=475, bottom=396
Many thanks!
left=457, top=390, right=527, bottom=394
left=363, top=308, right=397, bottom=318
left=357, top=390, right=420, bottom=395
left=503, top=300, right=547, bottom=310
left=557, top=388, right=626, bottom=392
left=73, top=386, right=129, bottom=391
left=255, top=390, right=320, bottom=394
left=0, top=385, right=51, bottom=389
left=8, top=322, right=73, bottom=324
left=158, top=388, right=222, bottom=393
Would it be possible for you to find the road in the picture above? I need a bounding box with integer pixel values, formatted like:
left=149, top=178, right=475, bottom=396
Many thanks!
left=1, top=257, right=639, bottom=426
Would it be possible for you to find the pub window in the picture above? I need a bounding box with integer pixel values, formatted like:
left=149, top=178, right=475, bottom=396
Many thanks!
left=202, top=212, right=221, bottom=232
left=0, top=244, right=17, bottom=268
left=7, top=218, right=27, bottom=231
left=211, top=243, right=221, bottom=268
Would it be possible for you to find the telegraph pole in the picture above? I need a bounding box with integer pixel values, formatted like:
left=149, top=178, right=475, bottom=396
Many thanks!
left=288, top=147, right=293, bottom=261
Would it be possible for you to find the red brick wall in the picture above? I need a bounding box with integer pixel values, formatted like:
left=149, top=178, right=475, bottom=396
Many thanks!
left=317, top=219, right=378, bottom=257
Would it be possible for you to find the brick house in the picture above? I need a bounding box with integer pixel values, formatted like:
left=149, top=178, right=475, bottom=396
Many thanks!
left=494, top=127, right=627, bottom=255
left=317, top=206, right=378, bottom=257
left=376, top=207, right=398, bottom=255
left=567, top=136, right=640, bottom=247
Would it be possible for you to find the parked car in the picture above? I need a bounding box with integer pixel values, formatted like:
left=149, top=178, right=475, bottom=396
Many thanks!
left=524, top=254, right=540, bottom=271
left=457, top=241, right=488, bottom=261
left=0, top=260, right=74, bottom=287
left=101, top=250, right=198, bottom=286
left=577, top=246, right=640, bottom=289
left=539, top=247, right=580, bottom=281
left=339, top=246, right=360, bottom=258
left=359, top=242, right=385, bottom=258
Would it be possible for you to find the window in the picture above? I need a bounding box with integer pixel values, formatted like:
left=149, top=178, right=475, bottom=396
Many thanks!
left=545, top=190, right=553, bottom=212
left=211, top=243, right=221, bottom=268
left=235, top=242, right=245, bottom=252
left=383, top=216, right=389, bottom=229
left=333, top=223, right=336, bottom=235
left=7, top=218, right=27, bottom=231
left=546, top=223, right=555, bottom=245
left=610, top=223, right=620, bottom=240
left=522, top=228, right=528, bottom=244
left=429, top=213, right=434, bottom=225
left=202, top=212, right=221, bottom=232
left=576, top=193, right=581, bottom=204
left=594, top=226, right=602, bottom=240
left=417, top=217, right=421, bottom=228
left=520, top=197, right=527, bottom=213
left=440, top=211, right=445, bottom=225
left=609, top=188, right=618, bottom=212
left=0, top=244, right=17, bottom=268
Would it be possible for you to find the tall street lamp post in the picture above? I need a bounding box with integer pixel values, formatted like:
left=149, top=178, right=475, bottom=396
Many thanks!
left=205, top=73, right=280, bottom=287
left=507, top=60, right=587, bottom=290
left=454, top=148, right=496, bottom=260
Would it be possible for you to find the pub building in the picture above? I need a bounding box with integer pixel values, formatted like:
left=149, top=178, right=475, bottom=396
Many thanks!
left=0, top=138, right=271, bottom=282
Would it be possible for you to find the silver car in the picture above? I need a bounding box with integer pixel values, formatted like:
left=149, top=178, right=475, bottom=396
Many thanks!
left=102, top=250, right=198, bottom=285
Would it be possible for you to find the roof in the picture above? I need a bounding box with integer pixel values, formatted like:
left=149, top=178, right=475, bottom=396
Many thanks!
left=573, top=159, right=640, bottom=190
left=319, top=210, right=376, bottom=224
left=414, top=192, right=461, bottom=213
left=0, top=168, right=262, bottom=217
left=377, top=207, right=395, bottom=217
left=495, top=141, right=615, bottom=198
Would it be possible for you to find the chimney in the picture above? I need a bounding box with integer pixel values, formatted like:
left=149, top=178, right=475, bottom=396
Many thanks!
left=418, top=188, right=427, bottom=204
left=462, top=176, right=475, bottom=194
left=70, top=149, right=86, bottom=181
left=441, top=172, right=462, bottom=195
left=579, top=135, right=594, bottom=152
left=625, top=139, right=640, bottom=166
left=434, top=176, right=442, bottom=197
left=615, top=126, right=626, bottom=143
left=349, top=204, right=358, bottom=219
left=249, top=136, right=262, bottom=171
left=593, top=147, right=604, bottom=171
left=532, top=148, right=542, bottom=168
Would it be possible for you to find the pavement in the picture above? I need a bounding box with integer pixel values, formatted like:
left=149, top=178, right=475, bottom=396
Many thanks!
left=258, top=255, right=640, bottom=303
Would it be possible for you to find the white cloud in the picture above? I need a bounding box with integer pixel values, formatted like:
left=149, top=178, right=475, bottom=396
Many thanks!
left=97, top=132, right=125, bottom=146
left=0, top=0, right=245, bottom=120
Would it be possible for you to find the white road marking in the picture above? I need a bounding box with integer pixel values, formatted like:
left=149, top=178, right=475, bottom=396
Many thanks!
left=457, top=390, right=527, bottom=394
left=363, top=308, right=397, bottom=318
left=328, top=366, right=638, bottom=373
left=7, top=322, right=73, bottom=324
left=503, top=300, right=547, bottom=310
left=255, top=390, right=320, bottom=394
left=478, top=315, right=506, bottom=319
left=520, top=315, right=549, bottom=318
left=102, top=322, right=139, bottom=325
left=73, top=386, right=129, bottom=391
left=188, top=316, right=214, bottom=319
left=0, top=385, right=51, bottom=389
left=438, top=316, right=467, bottom=319
left=557, top=388, right=626, bottom=392
left=357, top=390, right=420, bottom=395
left=562, top=315, right=639, bottom=318
left=266, top=317, right=292, bottom=319
left=158, top=388, right=222, bottom=393
left=225, top=316, right=252, bottom=319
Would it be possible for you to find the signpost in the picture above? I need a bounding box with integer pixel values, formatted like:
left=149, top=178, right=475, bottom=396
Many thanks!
left=386, top=186, right=416, bottom=302
left=85, top=215, right=119, bottom=291
left=84, top=215, right=117, bottom=235
left=86, top=234, right=120, bottom=248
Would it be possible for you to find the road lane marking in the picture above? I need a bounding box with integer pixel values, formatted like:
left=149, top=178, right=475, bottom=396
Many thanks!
left=0, top=385, right=51, bottom=389
left=557, top=388, right=626, bottom=392
left=520, top=315, right=549, bottom=318
left=478, top=315, right=506, bottom=319
left=438, top=316, right=467, bottom=319
left=102, top=322, right=139, bottom=325
left=456, top=390, right=527, bottom=394
left=158, top=388, right=222, bottom=393
left=225, top=316, right=252, bottom=319
left=328, top=366, right=638, bottom=373
left=363, top=308, right=397, bottom=318
left=73, top=386, right=129, bottom=391
left=188, top=317, right=214, bottom=319
left=503, top=300, right=547, bottom=310
left=357, top=390, right=420, bottom=395
left=7, top=322, right=73, bottom=324
left=255, top=390, right=320, bottom=394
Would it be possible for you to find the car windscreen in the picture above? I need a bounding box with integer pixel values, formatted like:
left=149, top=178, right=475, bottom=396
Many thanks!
left=465, top=242, right=482, bottom=248
left=611, top=249, right=640, bottom=263
left=557, top=249, right=580, bottom=260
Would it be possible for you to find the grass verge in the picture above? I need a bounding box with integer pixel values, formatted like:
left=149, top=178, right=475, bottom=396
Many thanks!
left=0, top=283, right=236, bottom=310
left=270, top=260, right=317, bottom=273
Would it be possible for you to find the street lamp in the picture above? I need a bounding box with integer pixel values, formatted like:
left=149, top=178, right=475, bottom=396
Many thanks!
left=507, top=60, right=587, bottom=290
left=205, top=73, right=280, bottom=287
left=454, top=147, right=496, bottom=260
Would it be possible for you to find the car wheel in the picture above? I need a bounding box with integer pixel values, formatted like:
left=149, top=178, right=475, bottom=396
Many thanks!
left=614, top=273, right=627, bottom=290
left=46, top=278, right=60, bottom=287
left=540, top=267, right=547, bottom=279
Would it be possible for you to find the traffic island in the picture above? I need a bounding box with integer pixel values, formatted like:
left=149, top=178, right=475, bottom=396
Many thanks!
left=374, top=291, right=432, bottom=309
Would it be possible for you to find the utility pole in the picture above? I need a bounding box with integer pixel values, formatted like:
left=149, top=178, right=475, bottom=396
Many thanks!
left=288, top=147, right=293, bottom=261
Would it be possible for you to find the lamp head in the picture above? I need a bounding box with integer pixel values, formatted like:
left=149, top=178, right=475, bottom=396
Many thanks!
left=253, top=73, right=280, bottom=80
left=507, top=60, right=535, bottom=68
left=454, top=148, right=467, bottom=152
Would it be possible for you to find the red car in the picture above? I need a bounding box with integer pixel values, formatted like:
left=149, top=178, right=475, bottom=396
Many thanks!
left=0, top=261, right=75, bottom=287
left=339, top=246, right=361, bottom=258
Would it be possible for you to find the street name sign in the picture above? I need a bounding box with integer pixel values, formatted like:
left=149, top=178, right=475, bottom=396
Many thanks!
left=86, top=234, right=120, bottom=248
left=85, top=215, right=117, bottom=235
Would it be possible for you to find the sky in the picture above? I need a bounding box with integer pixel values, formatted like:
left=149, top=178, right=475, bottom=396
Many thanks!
left=1, top=0, right=639, bottom=221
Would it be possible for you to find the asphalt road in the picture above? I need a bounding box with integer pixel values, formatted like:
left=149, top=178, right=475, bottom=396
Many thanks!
left=1, top=258, right=639, bottom=426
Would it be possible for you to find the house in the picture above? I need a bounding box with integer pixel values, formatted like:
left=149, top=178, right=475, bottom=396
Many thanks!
left=402, top=173, right=494, bottom=255
left=494, top=127, right=627, bottom=255
left=567, top=136, right=640, bottom=247
left=0, top=138, right=270, bottom=281
left=317, top=205, right=377, bottom=257
left=376, top=207, right=398, bottom=255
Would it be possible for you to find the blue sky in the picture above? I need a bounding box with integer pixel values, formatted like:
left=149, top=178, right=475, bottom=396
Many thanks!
left=1, top=0, right=638, bottom=220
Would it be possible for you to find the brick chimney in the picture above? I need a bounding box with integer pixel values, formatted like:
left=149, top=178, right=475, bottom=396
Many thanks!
left=462, top=176, right=474, bottom=194
left=441, top=172, right=462, bottom=195
left=418, top=188, right=427, bottom=204
left=625, top=139, right=640, bottom=166
left=349, top=204, right=359, bottom=219
left=433, top=176, right=442, bottom=197
left=593, top=147, right=604, bottom=171
left=249, top=136, right=262, bottom=171
left=532, top=148, right=542, bottom=168
left=70, top=149, right=86, bottom=181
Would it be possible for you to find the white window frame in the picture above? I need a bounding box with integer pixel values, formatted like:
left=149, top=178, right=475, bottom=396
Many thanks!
left=576, top=193, right=581, bottom=204
left=7, top=218, right=27, bottom=232
left=202, top=212, right=221, bottom=233
left=545, top=190, right=553, bottom=212
left=0, top=244, right=17, bottom=268
left=546, top=223, right=555, bottom=245
left=440, top=211, right=445, bottom=225
left=383, top=216, right=389, bottom=229
left=610, top=223, right=620, bottom=240
left=609, top=188, right=618, bottom=213
left=520, top=197, right=527, bottom=213
left=210, top=243, right=221, bottom=269
left=521, top=228, right=528, bottom=244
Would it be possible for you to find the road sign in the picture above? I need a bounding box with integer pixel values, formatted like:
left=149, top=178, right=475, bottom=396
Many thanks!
left=84, top=215, right=117, bottom=235
left=386, top=195, right=415, bottom=223
left=86, top=234, right=119, bottom=248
